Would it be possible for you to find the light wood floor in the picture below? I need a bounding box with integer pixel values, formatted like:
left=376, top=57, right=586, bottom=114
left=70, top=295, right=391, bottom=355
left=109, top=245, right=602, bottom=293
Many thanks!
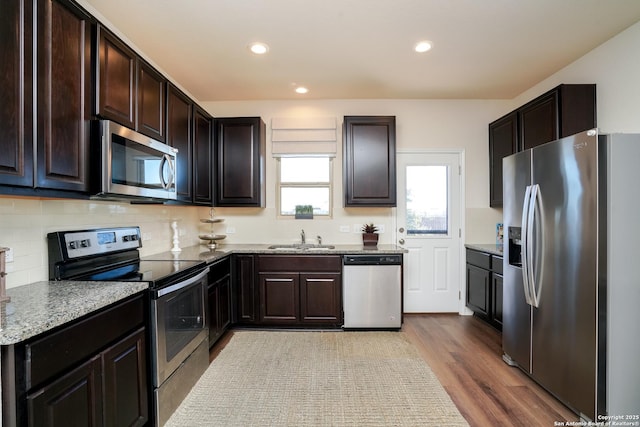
left=211, top=315, right=578, bottom=426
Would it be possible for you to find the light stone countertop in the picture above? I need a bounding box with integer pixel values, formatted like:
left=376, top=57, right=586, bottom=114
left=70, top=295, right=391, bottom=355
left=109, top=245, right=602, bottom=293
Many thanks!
left=143, top=243, right=408, bottom=264
left=465, top=243, right=504, bottom=257
left=1, top=244, right=405, bottom=345
left=0, top=281, right=148, bottom=345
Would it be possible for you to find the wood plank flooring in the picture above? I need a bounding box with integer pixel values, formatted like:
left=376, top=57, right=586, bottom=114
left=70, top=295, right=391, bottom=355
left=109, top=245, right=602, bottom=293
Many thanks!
left=402, top=314, right=578, bottom=426
left=210, top=314, right=578, bottom=426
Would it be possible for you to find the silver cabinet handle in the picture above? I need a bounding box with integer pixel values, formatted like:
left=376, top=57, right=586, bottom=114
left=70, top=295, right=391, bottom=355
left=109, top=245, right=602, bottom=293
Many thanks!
left=399, top=227, right=405, bottom=233
left=398, top=239, right=405, bottom=244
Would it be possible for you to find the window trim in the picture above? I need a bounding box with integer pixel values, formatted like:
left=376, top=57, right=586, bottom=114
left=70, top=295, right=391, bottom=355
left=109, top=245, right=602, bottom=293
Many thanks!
left=276, top=157, right=333, bottom=219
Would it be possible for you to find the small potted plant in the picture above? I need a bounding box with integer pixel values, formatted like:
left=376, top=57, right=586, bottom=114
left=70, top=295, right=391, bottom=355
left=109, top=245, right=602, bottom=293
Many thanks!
left=361, top=223, right=379, bottom=247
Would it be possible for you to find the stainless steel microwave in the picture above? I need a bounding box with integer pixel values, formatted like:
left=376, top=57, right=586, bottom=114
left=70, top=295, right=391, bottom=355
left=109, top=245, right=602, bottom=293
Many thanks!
left=91, top=120, right=177, bottom=201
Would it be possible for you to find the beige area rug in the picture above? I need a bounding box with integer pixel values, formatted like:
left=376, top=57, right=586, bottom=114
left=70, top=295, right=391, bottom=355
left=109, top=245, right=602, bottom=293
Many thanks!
left=166, top=330, right=469, bottom=427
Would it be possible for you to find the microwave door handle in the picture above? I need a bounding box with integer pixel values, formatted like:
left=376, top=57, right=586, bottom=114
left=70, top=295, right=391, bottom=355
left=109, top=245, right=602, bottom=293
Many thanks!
left=159, top=154, right=175, bottom=190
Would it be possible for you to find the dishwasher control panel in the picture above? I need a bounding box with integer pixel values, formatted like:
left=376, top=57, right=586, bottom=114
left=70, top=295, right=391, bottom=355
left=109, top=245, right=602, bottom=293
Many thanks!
left=343, top=254, right=402, bottom=265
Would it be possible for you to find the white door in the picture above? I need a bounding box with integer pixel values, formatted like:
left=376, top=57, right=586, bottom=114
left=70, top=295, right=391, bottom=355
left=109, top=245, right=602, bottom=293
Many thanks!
left=397, top=151, right=463, bottom=313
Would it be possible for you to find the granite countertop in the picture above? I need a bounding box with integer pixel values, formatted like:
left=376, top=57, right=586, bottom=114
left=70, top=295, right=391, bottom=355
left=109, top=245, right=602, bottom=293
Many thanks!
left=143, top=243, right=408, bottom=264
left=0, top=281, right=148, bottom=345
left=1, top=243, right=404, bottom=345
left=465, top=243, right=504, bottom=256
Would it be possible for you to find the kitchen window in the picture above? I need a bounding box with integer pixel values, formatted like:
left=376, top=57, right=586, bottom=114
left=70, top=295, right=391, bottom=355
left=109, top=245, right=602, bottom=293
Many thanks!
left=277, top=157, right=332, bottom=217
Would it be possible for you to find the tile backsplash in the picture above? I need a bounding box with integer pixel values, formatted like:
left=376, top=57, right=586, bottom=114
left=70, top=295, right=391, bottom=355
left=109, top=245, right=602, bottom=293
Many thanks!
left=0, top=197, right=204, bottom=288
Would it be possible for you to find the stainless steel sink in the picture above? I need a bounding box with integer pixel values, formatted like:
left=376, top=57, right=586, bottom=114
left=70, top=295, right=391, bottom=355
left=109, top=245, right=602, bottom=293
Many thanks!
left=268, top=244, right=335, bottom=250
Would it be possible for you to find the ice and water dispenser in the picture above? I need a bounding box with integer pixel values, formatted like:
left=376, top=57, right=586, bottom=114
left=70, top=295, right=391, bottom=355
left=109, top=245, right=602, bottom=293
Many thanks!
left=508, top=227, right=522, bottom=268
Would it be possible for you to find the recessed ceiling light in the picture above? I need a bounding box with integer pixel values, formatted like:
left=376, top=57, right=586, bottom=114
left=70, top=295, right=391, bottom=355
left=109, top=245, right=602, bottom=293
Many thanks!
left=248, top=42, right=269, bottom=55
left=295, top=86, right=308, bottom=94
left=414, top=40, right=433, bottom=53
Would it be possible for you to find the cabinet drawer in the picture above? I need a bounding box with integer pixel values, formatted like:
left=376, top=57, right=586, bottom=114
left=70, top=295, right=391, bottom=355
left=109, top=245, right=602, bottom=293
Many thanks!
left=258, top=255, right=341, bottom=272
left=466, top=249, right=491, bottom=270
left=26, top=294, right=145, bottom=390
left=492, top=255, right=503, bottom=275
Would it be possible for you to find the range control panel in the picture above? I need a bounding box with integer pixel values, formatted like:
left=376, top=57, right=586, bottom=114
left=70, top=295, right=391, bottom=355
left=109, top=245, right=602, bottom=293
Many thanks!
left=52, top=227, right=142, bottom=259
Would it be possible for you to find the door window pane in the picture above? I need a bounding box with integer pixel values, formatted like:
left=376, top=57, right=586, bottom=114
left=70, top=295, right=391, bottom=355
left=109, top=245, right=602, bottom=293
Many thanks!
left=406, top=165, right=448, bottom=234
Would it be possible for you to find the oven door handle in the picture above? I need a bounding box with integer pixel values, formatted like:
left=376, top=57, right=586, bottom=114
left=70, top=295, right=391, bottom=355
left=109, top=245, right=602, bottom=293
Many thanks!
left=156, top=267, right=210, bottom=298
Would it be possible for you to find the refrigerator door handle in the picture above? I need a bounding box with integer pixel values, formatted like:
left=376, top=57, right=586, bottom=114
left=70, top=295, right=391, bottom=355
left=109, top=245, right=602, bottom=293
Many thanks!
left=521, top=185, right=533, bottom=305
left=528, top=184, right=542, bottom=308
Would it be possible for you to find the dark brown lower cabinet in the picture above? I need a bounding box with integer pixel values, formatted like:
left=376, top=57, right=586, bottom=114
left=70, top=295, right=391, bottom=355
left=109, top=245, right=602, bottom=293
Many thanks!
left=465, top=248, right=503, bottom=330
left=466, top=263, right=489, bottom=316
left=257, top=255, right=342, bottom=327
left=300, top=273, right=342, bottom=324
left=1, top=294, right=148, bottom=427
left=27, top=355, right=102, bottom=427
left=259, top=272, right=299, bottom=324
left=208, top=257, right=232, bottom=346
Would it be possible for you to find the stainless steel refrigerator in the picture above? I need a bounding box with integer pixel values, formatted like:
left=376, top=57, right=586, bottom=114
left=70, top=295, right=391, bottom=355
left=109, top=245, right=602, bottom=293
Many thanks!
left=502, top=129, right=640, bottom=421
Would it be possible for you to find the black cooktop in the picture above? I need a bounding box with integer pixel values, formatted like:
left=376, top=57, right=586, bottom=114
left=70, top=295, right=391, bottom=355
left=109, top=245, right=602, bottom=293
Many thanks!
left=77, top=259, right=205, bottom=288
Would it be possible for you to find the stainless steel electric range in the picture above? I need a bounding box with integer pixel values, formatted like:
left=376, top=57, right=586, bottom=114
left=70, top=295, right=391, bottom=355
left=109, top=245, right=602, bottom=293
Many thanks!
left=47, top=226, right=209, bottom=426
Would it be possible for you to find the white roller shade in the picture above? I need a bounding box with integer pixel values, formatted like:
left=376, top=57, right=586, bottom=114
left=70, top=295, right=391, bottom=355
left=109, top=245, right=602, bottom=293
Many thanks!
left=271, top=117, right=337, bottom=157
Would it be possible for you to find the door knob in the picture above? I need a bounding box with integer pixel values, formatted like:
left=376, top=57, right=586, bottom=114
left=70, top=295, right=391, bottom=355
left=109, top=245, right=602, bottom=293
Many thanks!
left=398, top=239, right=405, bottom=244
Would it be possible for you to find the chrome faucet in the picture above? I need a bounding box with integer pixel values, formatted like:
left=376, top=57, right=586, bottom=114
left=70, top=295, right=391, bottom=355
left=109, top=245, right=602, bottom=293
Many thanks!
left=301, top=229, right=306, bottom=244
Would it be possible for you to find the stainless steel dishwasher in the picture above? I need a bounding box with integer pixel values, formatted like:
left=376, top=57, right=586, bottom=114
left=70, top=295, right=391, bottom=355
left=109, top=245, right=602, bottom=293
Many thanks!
left=342, top=254, right=402, bottom=329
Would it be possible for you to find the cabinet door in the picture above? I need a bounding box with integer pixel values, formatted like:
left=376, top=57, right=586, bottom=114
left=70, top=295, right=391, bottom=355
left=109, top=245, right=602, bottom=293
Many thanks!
left=215, top=117, right=265, bottom=207
left=166, top=83, right=193, bottom=202
left=466, top=264, right=489, bottom=317
left=558, top=84, right=597, bottom=138
left=519, top=91, right=559, bottom=151
left=137, top=60, right=165, bottom=142
left=235, top=254, right=256, bottom=324
left=0, top=0, right=34, bottom=187
left=27, top=355, right=103, bottom=427
left=97, top=26, right=135, bottom=129
left=488, top=112, right=517, bottom=207
left=259, top=272, right=299, bottom=324
left=343, top=116, right=396, bottom=206
left=193, top=106, right=213, bottom=205
left=300, top=273, right=342, bottom=324
left=102, top=328, right=148, bottom=427
left=492, top=273, right=503, bottom=329
left=36, top=0, right=91, bottom=191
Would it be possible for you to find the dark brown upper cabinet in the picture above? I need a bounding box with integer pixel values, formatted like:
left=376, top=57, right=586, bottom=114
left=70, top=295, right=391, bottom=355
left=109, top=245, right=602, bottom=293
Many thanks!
left=343, top=116, right=397, bottom=207
left=489, top=112, right=517, bottom=207
left=96, top=25, right=166, bottom=142
left=1, top=0, right=92, bottom=194
left=488, top=84, right=596, bottom=207
left=214, top=117, right=266, bottom=207
left=96, top=25, right=136, bottom=129
left=166, top=83, right=193, bottom=203
left=0, top=0, right=34, bottom=188
left=193, top=105, right=213, bottom=205
left=35, top=0, right=92, bottom=192
left=137, top=60, right=166, bottom=142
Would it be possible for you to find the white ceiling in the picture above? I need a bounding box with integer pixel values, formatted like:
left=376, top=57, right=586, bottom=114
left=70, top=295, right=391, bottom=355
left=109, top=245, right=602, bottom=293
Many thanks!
left=81, top=0, right=640, bottom=102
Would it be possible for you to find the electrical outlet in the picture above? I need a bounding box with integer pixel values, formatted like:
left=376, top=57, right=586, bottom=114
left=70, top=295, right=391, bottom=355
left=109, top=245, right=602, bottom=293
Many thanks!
left=377, top=224, right=385, bottom=233
left=226, top=227, right=236, bottom=234
left=339, top=225, right=350, bottom=233
left=4, top=247, right=14, bottom=263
